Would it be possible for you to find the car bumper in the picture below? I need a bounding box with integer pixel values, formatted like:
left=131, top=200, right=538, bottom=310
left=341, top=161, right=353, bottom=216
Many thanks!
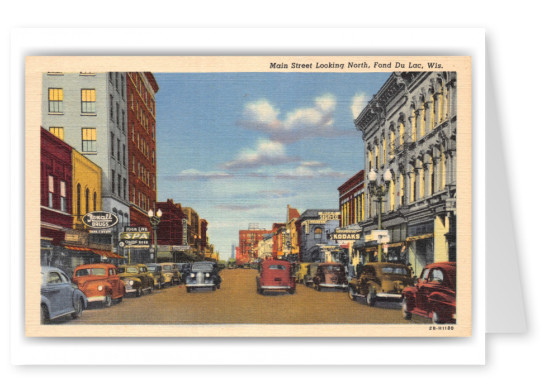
left=86, top=295, right=107, bottom=303
left=260, top=285, right=292, bottom=290
left=319, top=283, right=348, bottom=288
left=376, top=293, right=402, bottom=299
left=186, top=283, right=215, bottom=287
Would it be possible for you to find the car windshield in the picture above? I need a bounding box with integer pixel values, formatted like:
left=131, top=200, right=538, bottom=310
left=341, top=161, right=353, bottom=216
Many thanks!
left=75, top=268, right=107, bottom=276
left=119, top=267, right=138, bottom=273
left=382, top=267, right=408, bottom=275
left=321, top=265, right=342, bottom=273
left=147, top=266, right=158, bottom=272
left=162, top=265, right=173, bottom=271
left=268, top=264, right=286, bottom=270
left=192, top=263, right=214, bottom=272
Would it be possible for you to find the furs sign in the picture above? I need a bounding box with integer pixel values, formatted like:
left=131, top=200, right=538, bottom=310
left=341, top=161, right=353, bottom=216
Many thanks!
left=82, top=211, right=118, bottom=229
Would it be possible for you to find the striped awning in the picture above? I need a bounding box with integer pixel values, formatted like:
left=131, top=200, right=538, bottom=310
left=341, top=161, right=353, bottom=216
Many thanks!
left=406, top=233, right=434, bottom=242
left=65, top=245, right=93, bottom=252
left=90, top=249, right=125, bottom=259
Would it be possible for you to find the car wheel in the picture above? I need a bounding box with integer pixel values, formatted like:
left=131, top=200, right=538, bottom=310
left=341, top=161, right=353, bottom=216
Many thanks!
left=217, top=284, right=221, bottom=289
left=72, top=298, right=84, bottom=319
left=41, top=304, right=50, bottom=324
left=136, top=287, right=142, bottom=297
left=212, top=286, right=216, bottom=291
left=432, top=309, right=442, bottom=324
left=402, top=298, right=412, bottom=320
left=348, top=287, right=355, bottom=301
left=186, top=287, right=191, bottom=293
left=118, top=295, right=123, bottom=304
left=366, top=288, right=377, bottom=307
left=104, top=294, right=112, bottom=308
left=288, top=288, right=295, bottom=295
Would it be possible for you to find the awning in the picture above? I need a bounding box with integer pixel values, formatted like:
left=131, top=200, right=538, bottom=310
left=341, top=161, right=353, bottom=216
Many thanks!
left=90, top=249, right=125, bottom=259
left=65, top=245, right=94, bottom=252
left=364, top=247, right=378, bottom=252
left=406, top=233, right=434, bottom=242
left=340, top=243, right=350, bottom=249
left=386, top=242, right=406, bottom=248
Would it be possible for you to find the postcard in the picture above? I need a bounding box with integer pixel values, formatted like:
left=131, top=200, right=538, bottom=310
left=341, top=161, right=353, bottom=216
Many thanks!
left=25, top=55, right=471, bottom=337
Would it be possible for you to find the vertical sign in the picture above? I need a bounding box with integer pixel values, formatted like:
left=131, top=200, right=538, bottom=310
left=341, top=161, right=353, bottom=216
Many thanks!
left=182, top=218, right=188, bottom=246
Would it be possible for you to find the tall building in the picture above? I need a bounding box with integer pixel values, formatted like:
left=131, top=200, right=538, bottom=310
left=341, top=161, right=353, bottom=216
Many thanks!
left=126, top=72, right=159, bottom=262
left=354, top=71, right=457, bottom=276
left=41, top=72, right=130, bottom=256
left=237, top=226, right=272, bottom=266
left=298, top=210, right=341, bottom=263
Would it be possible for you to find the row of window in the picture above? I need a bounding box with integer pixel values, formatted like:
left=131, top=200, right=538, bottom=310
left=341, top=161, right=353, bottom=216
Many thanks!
left=131, top=123, right=156, bottom=164
left=340, top=192, right=365, bottom=227
left=129, top=72, right=155, bottom=115
left=109, top=72, right=126, bottom=98
left=109, top=95, right=126, bottom=133
left=75, top=183, right=98, bottom=217
left=110, top=170, right=127, bottom=200
left=48, top=88, right=103, bottom=116
left=47, top=175, right=67, bottom=212
left=110, top=132, right=126, bottom=165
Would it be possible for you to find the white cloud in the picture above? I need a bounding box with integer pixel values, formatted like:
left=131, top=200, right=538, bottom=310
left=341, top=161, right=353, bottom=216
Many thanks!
left=171, top=169, right=233, bottom=180
left=221, top=139, right=298, bottom=170
left=274, top=162, right=347, bottom=179
left=351, top=92, right=369, bottom=119
left=238, top=94, right=341, bottom=143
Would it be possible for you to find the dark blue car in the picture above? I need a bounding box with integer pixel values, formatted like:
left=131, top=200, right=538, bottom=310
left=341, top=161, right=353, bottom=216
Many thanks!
left=41, top=266, right=88, bottom=323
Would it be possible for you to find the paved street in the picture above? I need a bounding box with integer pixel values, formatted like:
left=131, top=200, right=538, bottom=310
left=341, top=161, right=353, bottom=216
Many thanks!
left=71, top=269, right=430, bottom=325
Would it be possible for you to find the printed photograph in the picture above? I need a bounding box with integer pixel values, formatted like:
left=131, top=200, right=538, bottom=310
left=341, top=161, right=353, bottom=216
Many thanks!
left=29, top=57, right=470, bottom=336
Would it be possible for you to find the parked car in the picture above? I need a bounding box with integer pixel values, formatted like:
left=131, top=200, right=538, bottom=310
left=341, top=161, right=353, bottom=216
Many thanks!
left=146, top=264, right=166, bottom=289
left=312, top=263, right=348, bottom=291
left=303, top=263, right=320, bottom=287
left=41, top=266, right=87, bottom=324
left=72, top=263, right=125, bottom=307
left=256, top=259, right=296, bottom=295
left=295, top=262, right=311, bottom=284
left=117, top=264, right=154, bottom=296
left=180, top=263, right=193, bottom=280
left=348, top=262, right=413, bottom=306
left=159, top=262, right=182, bottom=285
left=402, top=262, right=456, bottom=324
left=185, top=261, right=221, bottom=292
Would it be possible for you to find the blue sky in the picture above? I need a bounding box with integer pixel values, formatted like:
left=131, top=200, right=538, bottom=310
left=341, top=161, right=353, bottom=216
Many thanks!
left=154, top=72, right=390, bottom=260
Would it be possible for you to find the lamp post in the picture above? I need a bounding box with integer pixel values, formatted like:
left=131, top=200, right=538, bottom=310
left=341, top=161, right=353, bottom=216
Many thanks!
left=148, top=208, right=162, bottom=263
left=367, top=169, right=392, bottom=262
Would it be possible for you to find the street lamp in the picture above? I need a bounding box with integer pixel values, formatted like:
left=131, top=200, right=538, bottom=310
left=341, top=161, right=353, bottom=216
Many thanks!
left=367, top=169, right=391, bottom=262
left=148, top=208, right=162, bottom=263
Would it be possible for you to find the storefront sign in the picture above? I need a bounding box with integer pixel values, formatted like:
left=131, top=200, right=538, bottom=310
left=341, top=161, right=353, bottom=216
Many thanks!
left=173, top=245, right=190, bottom=251
left=82, top=211, right=118, bottom=229
left=118, top=230, right=151, bottom=247
left=330, top=229, right=361, bottom=241
left=124, top=226, right=149, bottom=232
left=182, top=219, right=188, bottom=246
left=120, top=231, right=150, bottom=240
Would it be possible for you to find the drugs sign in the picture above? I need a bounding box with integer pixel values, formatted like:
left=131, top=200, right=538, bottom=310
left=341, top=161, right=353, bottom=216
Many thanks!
left=82, top=211, right=118, bottom=229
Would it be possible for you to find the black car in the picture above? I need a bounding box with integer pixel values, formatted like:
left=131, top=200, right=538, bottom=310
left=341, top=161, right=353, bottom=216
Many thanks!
left=185, top=261, right=222, bottom=292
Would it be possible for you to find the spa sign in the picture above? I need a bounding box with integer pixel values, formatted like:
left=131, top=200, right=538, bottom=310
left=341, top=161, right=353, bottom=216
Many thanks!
left=82, top=211, right=119, bottom=229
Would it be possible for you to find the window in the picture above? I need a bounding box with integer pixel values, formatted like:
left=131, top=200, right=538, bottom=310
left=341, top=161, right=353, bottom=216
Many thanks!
left=121, top=110, right=126, bottom=133
left=429, top=269, right=444, bottom=284
left=76, top=184, right=81, bottom=217
left=132, top=156, right=135, bottom=173
left=117, top=139, right=121, bottom=162
left=123, top=144, right=126, bottom=166
left=93, top=192, right=97, bottom=211
left=120, top=74, right=124, bottom=96
left=48, top=175, right=54, bottom=208
left=110, top=132, right=115, bottom=157
left=117, top=174, right=121, bottom=197
left=81, top=89, right=96, bottom=113
left=60, top=181, right=66, bottom=212
left=49, top=127, right=64, bottom=140
left=111, top=170, right=115, bottom=193
left=110, top=95, right=114, bottom=120
left=85, top=188, right=89, bottom=213
left=123, top=178, right=127, bottom=200
left=81, top=128, right=97, bottom=152
left=152, top=149, right=155, bottom=164
left=48, top=88, right=63, bottom=113
left=314, top=227, right=322, bottom=240
left=116, top=102, right=120, bottom=128
left=115, top=73, right=119, bottom=91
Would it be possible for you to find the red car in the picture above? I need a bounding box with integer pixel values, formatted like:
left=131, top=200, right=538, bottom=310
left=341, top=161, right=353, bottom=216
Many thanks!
left=72, top=263, right=126, bottom=307
left=402, top=262, right=456, bottom=324
left=256, top=259, right=296, bottom=295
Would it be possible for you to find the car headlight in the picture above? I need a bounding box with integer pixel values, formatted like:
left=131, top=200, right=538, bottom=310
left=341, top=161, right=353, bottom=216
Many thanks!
left=129, top=280, right=134, bottom=286
left=190, top=273, right=195, bottom=278
left=205, top=273, right=210, bottom=278
left=97, top=285, right=103, bottom=291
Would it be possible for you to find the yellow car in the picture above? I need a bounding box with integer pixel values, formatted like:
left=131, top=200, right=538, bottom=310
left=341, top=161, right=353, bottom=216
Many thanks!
left=295, top=262, right=311, bottom=284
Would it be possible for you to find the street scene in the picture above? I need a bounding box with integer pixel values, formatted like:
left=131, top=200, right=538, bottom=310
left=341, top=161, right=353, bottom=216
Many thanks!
left=39, top=63, right=458, bottom=327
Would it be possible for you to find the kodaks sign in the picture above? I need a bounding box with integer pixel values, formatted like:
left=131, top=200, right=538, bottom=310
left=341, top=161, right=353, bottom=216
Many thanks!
left=330, top=230, right=361, bottom=241
left=82, top=211, right=118, bottom=229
